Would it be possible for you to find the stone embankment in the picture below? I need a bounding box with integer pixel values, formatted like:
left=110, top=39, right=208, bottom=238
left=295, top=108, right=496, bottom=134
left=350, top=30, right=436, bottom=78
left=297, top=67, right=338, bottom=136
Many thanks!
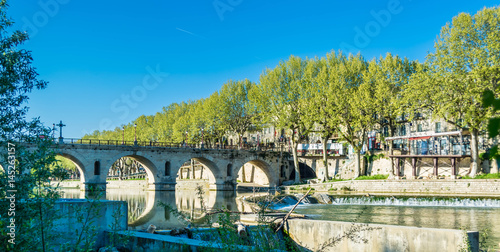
left=285, top=219, right=478, bottom=252
left=284, top=179, right=500, bottom=196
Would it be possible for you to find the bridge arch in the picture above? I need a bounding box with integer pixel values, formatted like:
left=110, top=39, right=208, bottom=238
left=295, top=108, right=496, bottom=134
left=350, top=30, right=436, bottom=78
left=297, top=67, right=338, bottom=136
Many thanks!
left=173, top=157, right=220, bottom=186
left=233, top=158, right=278, bottom=187
left=104, top=153, right=160, bottom=185
left=289, top=161, right=317, bottom=180
left=56, top=151, right=87, bottom=183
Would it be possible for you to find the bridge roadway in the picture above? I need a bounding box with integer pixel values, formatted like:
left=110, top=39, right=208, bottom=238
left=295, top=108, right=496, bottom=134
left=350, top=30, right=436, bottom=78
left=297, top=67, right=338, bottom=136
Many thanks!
left=37, top=139, right=289, bottom=191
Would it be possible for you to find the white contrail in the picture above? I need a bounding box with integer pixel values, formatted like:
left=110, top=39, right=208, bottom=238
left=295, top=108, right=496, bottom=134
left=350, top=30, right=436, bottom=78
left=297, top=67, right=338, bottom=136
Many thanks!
left=175, top=28, right=206, bottom=39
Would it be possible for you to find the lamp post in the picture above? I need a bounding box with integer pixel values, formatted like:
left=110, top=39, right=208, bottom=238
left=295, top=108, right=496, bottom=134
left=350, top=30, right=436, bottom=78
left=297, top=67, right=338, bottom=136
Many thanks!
left=201, top=127, right=204, bottom=149
left=185, top=131, right=188, bottom=148
left=52, top=123, right=55, bottom=139
left=122, top=126, right=125, bottom=145
left=134, top=123, right=137, bottom=145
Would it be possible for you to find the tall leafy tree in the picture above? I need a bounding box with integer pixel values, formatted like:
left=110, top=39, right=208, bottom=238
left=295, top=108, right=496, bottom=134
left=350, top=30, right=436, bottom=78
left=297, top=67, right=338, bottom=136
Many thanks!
left=406, top=7, right=500, bottom=177
left=255, top=56, right=319, bottom=182
left=0, top=1, right=68, bottom=250
left=204, top=91, right=228, bottom=147
left=304, top=52, right=343, bottom=181
left=328, top=53, right=371, bottom=177
left=219, top=79, right=258, bottom=148
left=367, top=53, right=418, bottom=176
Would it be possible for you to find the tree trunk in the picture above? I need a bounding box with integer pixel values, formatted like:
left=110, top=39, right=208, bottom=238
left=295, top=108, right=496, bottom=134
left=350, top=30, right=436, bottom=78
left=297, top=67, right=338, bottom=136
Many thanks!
left=292, top=140, right=301, bottom=183
left=322, top=137, right=329, bottom=182
left=470, top=128, right=479, bottom=177
left=355, top=149, right=362, bottom=178
left=389, top=121, right=395, bottom=176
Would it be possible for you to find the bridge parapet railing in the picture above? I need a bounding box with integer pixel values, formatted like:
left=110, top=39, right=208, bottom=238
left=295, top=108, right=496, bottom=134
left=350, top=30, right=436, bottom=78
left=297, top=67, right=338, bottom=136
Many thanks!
left=55, top=138, right=287, bottom=152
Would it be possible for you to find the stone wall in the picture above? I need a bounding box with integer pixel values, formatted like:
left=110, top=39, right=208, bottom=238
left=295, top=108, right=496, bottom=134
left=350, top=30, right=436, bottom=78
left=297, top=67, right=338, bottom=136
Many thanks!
left=299, top=156, right=356, bottom=180
left=300, top=154, right=477, bottom=181
left=176, top=179, right=209, bottom=190
left=285, top=179, right=500, bottom=196
left=285, top=219, right=478, bottom=252
left=53, top=200, right=128, bottom=250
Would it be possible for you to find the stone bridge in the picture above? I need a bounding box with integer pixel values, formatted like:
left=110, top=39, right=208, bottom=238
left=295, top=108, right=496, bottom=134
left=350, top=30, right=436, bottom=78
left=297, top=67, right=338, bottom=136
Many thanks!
left=48, top=142, right=289, bottom=191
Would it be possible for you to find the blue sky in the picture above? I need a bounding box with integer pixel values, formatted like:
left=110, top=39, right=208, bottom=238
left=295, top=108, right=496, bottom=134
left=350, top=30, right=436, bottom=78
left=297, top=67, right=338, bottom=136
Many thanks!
left=8, top=0, right=500, bottom=138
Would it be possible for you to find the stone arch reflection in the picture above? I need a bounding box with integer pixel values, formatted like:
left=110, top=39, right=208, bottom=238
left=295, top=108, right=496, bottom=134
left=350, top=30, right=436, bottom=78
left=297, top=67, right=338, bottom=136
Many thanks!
left=128, top=189, right=239, bottom=229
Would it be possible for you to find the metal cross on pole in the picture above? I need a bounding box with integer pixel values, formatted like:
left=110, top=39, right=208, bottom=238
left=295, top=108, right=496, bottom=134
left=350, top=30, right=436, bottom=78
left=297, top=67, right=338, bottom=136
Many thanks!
left=56, top=120, right=66, bottom=143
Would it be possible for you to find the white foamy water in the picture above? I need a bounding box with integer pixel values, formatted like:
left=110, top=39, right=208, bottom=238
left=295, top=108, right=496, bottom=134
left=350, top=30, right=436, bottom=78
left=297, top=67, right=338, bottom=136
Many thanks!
left=330, top=197, right=500, bottom=208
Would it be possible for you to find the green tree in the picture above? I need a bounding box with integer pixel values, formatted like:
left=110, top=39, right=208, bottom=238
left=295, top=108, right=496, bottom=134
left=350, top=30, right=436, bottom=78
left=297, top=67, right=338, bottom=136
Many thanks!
left=329, top=53, right=371, bottom=177
left=367, top=53, right=418, bottom=176
left=255, top=56, right=319, bottom=182
left=406, top=7, right=500, bottom=176
left=219, top=79, right=259, bottom=148
left=203, top=91, right=227, bottom=147
left=0, top=1, right=68, bottom=250
left=304, top=52, right=342, bottom=181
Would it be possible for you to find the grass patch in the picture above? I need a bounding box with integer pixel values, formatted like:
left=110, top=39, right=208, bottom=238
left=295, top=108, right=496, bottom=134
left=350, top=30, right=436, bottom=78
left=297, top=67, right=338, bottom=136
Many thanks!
left=355, top=174, right=389, bottom=180
left=462, top=173, right=500, bottom=179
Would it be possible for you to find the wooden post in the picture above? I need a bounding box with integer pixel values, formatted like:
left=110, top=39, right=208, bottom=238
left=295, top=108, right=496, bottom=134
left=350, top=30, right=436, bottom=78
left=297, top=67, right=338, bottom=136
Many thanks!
left=433, top=157, right=438, bottom=178
left=411, top=157, right=417, bottom=179
left=451, top=157, right=457, bottom=179
left=396, top=157, right=401, bottom=177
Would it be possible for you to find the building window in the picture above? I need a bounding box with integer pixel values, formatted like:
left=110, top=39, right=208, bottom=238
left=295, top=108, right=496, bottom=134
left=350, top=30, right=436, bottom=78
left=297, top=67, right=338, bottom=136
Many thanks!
left=435, top=122, right=441, bottom=133
left=94, top=161, right=100, bottom=175
left=417, top=124, right=423, bottom=132
left=383, top=126, right=389, bottom=137
left=400, top=125, right=406, bottom=136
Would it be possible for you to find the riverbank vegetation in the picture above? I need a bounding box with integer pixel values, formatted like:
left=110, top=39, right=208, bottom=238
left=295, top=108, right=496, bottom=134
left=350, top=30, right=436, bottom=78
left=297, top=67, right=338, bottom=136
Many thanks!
left=0, top=1, right=69, bottom=251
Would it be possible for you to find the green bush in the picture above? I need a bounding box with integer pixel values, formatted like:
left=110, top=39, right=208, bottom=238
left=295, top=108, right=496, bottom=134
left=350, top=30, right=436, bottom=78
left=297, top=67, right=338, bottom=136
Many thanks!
left=462, top=173, right=500, bottom=179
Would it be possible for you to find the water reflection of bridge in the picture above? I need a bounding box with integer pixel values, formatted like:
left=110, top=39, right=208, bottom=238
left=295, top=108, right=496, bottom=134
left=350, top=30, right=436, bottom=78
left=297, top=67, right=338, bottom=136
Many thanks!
left=128, top=190, right=259, bottom=230
left=61, top=189, right=258, bottom=230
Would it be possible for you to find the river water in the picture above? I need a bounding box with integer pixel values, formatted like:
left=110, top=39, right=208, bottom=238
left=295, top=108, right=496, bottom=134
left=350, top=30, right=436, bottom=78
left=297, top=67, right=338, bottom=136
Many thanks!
left=60, top=189, right=500, bottom=250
